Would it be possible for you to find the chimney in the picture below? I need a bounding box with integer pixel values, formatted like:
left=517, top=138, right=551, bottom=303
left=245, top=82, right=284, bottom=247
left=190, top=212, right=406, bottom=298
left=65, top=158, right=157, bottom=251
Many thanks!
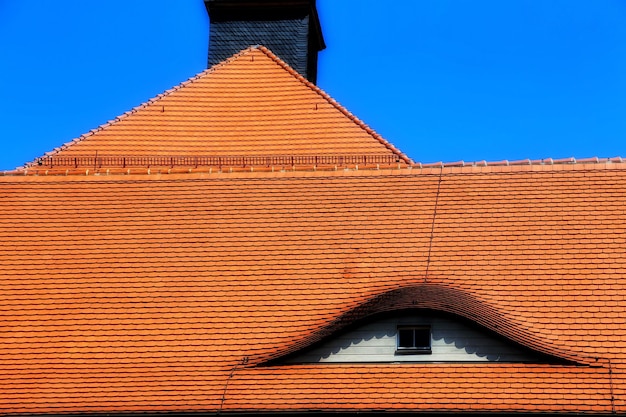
left=205, top=0, right=325, bottom=84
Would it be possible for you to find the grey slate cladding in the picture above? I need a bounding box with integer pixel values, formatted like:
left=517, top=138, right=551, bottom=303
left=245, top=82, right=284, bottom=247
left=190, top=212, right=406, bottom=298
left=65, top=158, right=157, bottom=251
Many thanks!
left=209, top=17, right=311, bottom=79
left=204, top=0, right=324, bottom=83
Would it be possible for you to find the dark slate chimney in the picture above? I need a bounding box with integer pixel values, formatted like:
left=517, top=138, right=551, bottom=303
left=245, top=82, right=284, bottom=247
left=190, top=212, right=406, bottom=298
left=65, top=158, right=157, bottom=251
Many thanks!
left=205, top=0, right=325, bottom=83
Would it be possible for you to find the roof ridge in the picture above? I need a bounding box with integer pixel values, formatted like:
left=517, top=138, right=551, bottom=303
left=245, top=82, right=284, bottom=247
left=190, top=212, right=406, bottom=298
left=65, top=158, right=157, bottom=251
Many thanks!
left=23, top=48, right=263, bottom=169
left=254, top=46, right=413, bottom=165
left=413, top=156, right=625, bottom=168
left=20, top=152, right=625, bottom=175
left=8, top=158, right=626, bottom=178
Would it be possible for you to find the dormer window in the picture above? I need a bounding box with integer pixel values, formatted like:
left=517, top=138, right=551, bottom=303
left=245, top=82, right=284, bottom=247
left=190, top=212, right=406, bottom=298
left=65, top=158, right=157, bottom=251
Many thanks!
left=396, top=325, right=432, bottom=354
left=283, top=310, right=549, bottom=364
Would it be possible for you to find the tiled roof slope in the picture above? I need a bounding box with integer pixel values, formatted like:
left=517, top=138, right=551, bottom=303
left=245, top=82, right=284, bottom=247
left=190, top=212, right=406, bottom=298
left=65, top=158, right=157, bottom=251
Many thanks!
left=32, top=47, right=409, bottom=168
left=1, top=162, right=626, bottom=414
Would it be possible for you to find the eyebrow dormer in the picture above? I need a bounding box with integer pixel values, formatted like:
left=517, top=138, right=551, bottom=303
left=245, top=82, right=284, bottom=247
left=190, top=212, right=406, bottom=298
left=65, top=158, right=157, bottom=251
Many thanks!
left=285, top=310, right=555, bottom=363
left=261, top=283, right=589, bottom=366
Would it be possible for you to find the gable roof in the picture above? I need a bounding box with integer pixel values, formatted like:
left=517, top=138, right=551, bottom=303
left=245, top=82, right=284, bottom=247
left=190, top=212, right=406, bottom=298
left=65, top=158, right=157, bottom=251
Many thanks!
left=1, top=162, right=626, bottom=414
left=30, top=46, right=410, bottom=169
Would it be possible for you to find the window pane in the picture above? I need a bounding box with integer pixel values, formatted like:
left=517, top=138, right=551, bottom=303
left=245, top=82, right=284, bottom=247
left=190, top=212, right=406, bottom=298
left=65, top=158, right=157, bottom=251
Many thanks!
left=398, top=328, right=414, bottom=348
left=414, top=327, right=430, bottom=349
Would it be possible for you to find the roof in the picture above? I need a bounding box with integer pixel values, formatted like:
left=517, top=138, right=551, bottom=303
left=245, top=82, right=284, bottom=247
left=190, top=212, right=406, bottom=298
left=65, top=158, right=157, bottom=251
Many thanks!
left=29, top=46, right=409, bottom=170
left=2, top=161, right=626, bottom=414
left=2, top=46, right=626, bottom=415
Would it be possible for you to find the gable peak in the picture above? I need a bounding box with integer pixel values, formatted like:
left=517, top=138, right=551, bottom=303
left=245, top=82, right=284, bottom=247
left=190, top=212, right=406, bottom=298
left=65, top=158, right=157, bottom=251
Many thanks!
left=23, top=46, right=411, bottom=173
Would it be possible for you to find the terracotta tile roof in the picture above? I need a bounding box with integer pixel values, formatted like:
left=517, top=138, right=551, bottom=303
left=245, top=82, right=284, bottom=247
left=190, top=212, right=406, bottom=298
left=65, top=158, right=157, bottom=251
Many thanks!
left=3, top=39, right=626, bottom=416
left=1, top=162, right=626, bottom=414
left=29, top=46, right=410, bottom=169
left=225, top=365, right=612, bottom=413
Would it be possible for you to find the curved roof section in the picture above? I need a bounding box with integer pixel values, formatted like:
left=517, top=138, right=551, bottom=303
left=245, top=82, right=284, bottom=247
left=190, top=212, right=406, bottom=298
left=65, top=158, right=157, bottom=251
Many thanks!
left=33, top=46, right=410, bottom=167
left=262, top=283, right=590, bottom=366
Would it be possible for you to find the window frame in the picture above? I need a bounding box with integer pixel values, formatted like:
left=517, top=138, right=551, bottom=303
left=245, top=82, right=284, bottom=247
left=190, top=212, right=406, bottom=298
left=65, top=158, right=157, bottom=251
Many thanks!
left=396, top=325, right=432, bottom=355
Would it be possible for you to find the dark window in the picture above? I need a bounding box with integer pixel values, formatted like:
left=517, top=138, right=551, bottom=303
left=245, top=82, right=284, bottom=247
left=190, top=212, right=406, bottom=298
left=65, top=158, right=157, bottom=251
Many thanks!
left=396, top=325, right=431, bottom=354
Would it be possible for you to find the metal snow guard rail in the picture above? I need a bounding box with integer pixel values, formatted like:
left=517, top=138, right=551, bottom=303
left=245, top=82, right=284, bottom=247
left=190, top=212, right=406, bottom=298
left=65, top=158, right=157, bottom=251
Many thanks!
left=35, top=155, right=403, bottom=168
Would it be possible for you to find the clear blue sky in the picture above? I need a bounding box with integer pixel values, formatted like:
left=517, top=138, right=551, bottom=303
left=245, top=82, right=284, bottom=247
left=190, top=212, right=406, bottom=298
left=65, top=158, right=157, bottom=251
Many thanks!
left=1, top=0, right=625, bottom=170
